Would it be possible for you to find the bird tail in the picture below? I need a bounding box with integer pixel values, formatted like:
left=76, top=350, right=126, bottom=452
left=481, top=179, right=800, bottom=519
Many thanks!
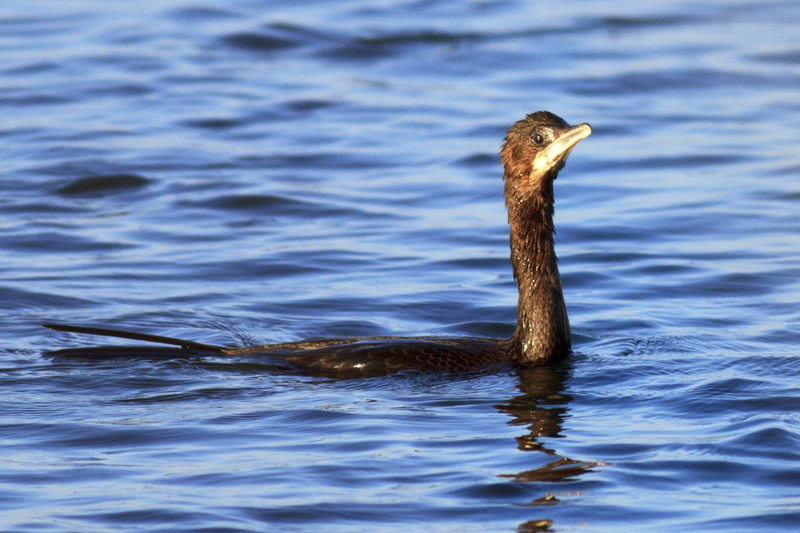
left=42, top=323, right=227, bottom=359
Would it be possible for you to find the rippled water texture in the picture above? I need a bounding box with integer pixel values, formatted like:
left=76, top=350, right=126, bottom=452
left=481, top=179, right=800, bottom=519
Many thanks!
left=2, top=0, right=800, bottom=531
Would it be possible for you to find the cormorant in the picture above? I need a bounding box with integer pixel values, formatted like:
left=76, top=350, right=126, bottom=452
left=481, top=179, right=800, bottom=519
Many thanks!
left=44, top=111, right=592, bottom=377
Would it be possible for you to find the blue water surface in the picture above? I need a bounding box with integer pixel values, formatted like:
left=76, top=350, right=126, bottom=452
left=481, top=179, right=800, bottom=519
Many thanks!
left=2, top=0, right=800, bottom=531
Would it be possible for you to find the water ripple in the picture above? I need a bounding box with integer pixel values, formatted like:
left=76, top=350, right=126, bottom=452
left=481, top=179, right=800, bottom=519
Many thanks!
left=2, top=0, right=800, bottom=532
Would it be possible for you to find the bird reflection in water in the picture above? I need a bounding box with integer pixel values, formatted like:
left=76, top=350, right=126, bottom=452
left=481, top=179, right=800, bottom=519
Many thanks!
left=496, top=364, right=606, bottom=532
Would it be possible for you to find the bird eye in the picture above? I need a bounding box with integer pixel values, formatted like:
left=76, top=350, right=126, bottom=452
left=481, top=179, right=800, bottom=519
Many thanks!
left=533, top=132, right=544, bottom=145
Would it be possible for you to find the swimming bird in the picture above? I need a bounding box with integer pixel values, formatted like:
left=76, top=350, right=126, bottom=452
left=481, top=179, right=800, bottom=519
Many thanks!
left=44, top=111, right=592, bottom=377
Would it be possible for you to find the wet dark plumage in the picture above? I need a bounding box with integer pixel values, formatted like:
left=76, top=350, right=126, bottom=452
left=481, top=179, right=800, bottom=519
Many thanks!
left=44, top=112, right=592, bottom=377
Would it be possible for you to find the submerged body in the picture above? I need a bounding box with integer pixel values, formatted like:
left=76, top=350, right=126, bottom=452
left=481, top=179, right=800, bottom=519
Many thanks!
left=45, top=329, right=514, bottom=377
left=45, top=112, right=591, bottom=377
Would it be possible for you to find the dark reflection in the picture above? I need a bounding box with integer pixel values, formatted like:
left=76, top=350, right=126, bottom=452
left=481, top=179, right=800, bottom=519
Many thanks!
left=517, top=519, right=554, bottom=533
left=504, top=454, right=601, bottom=484
left=495, top=363, right=603, bottom=531
left=496, top=366, right=572, bottom=453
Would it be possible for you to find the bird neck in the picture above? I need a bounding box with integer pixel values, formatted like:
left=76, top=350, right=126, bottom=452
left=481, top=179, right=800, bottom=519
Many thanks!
left=504, top=175, right=571, bottom=365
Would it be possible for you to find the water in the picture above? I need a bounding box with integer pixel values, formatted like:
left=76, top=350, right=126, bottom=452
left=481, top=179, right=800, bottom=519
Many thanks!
left=2, top=0, right=800, bottom=531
